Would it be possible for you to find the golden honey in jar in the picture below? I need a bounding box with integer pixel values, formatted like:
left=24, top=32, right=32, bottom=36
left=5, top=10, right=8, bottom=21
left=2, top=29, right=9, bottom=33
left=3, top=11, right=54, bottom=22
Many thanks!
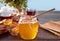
left=18, top=16, right=38, bottom=40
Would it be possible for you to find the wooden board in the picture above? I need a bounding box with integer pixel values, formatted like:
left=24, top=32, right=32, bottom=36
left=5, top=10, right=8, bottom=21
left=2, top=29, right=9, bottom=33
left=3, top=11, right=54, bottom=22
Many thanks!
left=40, top=21, right=60, bottom=36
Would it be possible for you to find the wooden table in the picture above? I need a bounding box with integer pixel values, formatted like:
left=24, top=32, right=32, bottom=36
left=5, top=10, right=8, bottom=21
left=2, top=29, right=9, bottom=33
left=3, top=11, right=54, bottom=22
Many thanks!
left=0, top=11, right=60, bottom=41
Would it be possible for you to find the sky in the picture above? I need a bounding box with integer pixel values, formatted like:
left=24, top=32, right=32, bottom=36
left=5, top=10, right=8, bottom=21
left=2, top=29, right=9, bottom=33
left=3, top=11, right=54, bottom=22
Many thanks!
left=0, top=0, right=60, bottom=11
left=27, top=0, right=60, bottom=11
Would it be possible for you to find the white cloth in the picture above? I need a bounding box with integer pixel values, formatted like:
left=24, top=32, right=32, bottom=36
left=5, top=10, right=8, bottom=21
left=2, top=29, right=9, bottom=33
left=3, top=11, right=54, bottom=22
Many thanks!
left=0, top=5, right=18, bottom=17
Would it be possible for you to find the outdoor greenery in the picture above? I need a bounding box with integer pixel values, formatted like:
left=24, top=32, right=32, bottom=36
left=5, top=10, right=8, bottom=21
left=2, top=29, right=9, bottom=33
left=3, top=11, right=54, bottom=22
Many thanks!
left=0, top=0, right=27, bottom=12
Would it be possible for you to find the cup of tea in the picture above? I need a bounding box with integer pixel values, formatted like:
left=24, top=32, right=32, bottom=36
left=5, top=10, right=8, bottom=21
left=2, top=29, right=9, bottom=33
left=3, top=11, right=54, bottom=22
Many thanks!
left=26, top=9, right=36, bottom=16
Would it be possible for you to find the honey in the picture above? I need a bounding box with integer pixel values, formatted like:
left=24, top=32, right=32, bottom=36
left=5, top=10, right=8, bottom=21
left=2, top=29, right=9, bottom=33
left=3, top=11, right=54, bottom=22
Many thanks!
left=18, top=16, right=38, bottom=40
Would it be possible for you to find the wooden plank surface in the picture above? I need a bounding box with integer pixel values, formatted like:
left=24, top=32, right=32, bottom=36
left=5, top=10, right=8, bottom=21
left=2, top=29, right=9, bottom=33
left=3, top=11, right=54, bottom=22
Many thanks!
left=0, top=11, right=60, bottom=41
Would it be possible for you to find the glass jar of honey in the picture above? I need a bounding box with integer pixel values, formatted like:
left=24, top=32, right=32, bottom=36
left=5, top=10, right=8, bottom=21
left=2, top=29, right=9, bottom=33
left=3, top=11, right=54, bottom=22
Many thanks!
left=18, top=16, right=38, bottom=40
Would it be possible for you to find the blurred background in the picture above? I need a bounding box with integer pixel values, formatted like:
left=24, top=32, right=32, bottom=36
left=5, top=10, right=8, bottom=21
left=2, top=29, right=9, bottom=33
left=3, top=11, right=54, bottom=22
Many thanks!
left=0, top=0, right=60, bottom=11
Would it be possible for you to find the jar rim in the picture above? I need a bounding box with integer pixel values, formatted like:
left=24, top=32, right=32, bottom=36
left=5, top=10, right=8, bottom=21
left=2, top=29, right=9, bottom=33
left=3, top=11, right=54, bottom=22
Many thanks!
left=18, top=16, right=38, bottom=24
